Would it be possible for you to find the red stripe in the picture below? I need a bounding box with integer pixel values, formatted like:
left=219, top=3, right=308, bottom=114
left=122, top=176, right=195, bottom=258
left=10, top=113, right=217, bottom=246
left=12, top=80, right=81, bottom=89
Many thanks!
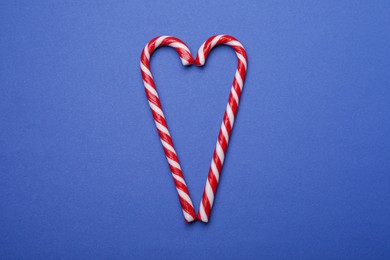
left=228, top=93, right=239, bottom=115
left=169, top=165, right=182, bottom=177
left=200, top=190, right=211, bottom=218
left=232, top=80, right=242, bottom=99
left=179, top=197, right=196, bottom=219
left=213, top=150, right=223, bottom=173
left=208, top=168, right=219, bottom=193
left=163, top=147, right=179, bottom=163
left=223, top=112, right=233, bottom=135
left=218, top=131, right=228, bottom=154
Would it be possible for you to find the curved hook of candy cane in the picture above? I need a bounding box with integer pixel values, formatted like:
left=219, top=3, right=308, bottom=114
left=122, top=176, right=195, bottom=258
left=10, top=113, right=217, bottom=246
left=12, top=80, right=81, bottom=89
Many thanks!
left=140, top=36, right=197, bottom=222
left=194, top=35, right=248, bottom=222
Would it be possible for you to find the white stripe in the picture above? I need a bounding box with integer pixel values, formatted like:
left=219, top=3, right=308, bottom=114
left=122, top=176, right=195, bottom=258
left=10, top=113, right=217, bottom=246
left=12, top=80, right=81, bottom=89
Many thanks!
left=155, top=121, right=169, bottom=135
left=167, top=157, right=181, bottom=170
left=211, top=160, right=220, bottom=182
left=211, top=35, right=223, bottom=48
left=235, top=70, right=243, bottom=89
left=148, top=101, right=165, bottom=118
left=140, top=63, right=152, bottom=78
left=216, top=141, right=225, bottom=164
left=231, top=87, right=239, bottom=105
left=172, top=173, right=186, bottom=185
left=221, top=123, right=229, bottom=143
left=226, top=103, right=235, bottom=126
left=155, top=36, right=169, bottom=48
left=143, top=45, right=150, bottom=60
left=205, top=181, right=215, bottom=207
left=144, top=82, right=158, bottom=97
left=177, top=188, right=194, bottom=207
left=237, top=53, right=247, bottom=69
left=226, top=40, right=244, bottom=48
left=199, top=203, right=208, bottom=222
left=197, top=42, right=205, bottom=65
left=161, top=139, right=176, bottom=155
left=169, top=42, right=189, bottom=51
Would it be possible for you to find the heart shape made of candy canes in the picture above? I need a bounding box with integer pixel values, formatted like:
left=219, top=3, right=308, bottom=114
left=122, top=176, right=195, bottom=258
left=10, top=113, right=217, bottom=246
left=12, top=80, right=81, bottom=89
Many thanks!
left=140, top=35, right=247, bottom=223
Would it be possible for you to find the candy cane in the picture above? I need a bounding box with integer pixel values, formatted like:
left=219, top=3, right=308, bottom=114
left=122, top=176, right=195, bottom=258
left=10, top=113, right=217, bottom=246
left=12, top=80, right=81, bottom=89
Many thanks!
left=195, top=35, right=247, bottom=222
left=140, top=36, right=197, bottom=222
left=140, top=35, right=247, bottom=223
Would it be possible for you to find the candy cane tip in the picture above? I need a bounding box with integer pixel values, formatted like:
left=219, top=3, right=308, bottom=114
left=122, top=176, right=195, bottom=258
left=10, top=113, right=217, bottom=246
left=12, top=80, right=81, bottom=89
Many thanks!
left=181, top=59, right=192, bottom=66
left=185, top=216, right=197, bottom=223
left=197, top=214, right=209, bottom=223
left=194, top=58, right=205, bottom=67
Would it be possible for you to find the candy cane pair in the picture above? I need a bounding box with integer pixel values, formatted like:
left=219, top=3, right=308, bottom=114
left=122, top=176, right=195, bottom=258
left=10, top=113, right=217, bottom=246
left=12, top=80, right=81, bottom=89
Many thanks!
left=140, top=35, right=247, bottom=223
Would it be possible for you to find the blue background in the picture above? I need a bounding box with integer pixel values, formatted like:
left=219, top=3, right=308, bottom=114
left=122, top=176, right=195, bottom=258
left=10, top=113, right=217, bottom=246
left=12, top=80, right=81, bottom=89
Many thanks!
left=1, top=0, right=390, bottom=259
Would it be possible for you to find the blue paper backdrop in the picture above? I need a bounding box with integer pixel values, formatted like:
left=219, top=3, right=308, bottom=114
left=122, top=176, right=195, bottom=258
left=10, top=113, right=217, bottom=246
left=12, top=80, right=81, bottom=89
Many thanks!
left=1, top=1, right=390, bottom=259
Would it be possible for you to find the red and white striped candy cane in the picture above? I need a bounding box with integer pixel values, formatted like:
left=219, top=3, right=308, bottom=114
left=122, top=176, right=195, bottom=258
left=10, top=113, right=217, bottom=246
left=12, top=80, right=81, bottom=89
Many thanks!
left=140, top=36, right=197, bottom=222
left=140, top=35, right=247, bottom=223
left=195, top=35, right=247, bottom=222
